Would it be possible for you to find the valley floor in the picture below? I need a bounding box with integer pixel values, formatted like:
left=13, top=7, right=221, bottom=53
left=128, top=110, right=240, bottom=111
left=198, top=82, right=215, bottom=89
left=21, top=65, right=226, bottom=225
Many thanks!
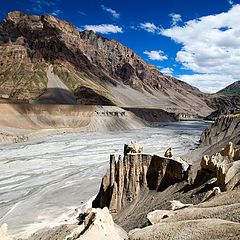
left=0, top=121, right=207, bottom=239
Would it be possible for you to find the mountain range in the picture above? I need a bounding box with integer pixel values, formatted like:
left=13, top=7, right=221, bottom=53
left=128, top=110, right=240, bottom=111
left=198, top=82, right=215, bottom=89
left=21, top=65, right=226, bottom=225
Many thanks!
left=0, top=11, right=239, bottom=118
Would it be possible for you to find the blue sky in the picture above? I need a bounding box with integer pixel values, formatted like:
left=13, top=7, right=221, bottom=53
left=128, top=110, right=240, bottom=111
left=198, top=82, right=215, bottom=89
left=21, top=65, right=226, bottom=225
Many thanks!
left=0, top=0, right=240, bottom=93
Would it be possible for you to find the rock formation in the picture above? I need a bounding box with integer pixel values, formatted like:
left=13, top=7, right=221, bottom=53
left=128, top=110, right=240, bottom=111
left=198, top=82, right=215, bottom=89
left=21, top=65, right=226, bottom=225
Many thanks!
left=164, top=147, right=173, bottom=158
left=92, top=145, right=190, bottom=213
left=200, top=114, right=240, bottom=147
left=77, top=208, right=127, bottom=240
left=199, top=142, right=240, bottom=190
left=124, top=141, right=143, bottom=154
left=220, top=142, right=235, bottom=159
left=202, top=186, right=221, bottom=202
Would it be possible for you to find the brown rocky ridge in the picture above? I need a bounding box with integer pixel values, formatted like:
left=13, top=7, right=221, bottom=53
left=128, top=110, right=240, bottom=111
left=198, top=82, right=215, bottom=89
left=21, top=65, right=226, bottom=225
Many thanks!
left=92, top=144, right=190, bottom=214
left=0, top=11, right=213, bottom=117
left=1, top=11, right=239, bottom=124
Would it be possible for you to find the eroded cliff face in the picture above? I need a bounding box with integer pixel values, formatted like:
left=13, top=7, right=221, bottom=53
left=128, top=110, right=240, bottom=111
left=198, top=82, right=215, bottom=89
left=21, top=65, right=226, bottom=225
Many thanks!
left=199, top=142, right=240, bottom=191
left=200, top=114, right=240, bottom=147
left=92, top=149, right=190, bottom=214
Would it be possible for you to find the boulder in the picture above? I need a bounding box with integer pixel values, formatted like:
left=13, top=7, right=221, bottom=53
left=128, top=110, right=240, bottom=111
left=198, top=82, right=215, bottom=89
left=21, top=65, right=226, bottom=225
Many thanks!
left=170, top=200, right=193, bottom=211
left=78, top=208, right=127, bottom=240
left=124, top=141, right=143, bottom=154
left=147, top=210, right=174, bottom=225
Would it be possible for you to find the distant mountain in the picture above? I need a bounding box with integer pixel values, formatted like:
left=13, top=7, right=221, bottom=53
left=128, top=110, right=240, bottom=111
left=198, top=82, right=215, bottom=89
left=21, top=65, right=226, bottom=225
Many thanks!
left=218, top=81, right=240, bottom=95
left=205, top=81, right=240, bottom=120
left=0, top=11, right=213, bottom=116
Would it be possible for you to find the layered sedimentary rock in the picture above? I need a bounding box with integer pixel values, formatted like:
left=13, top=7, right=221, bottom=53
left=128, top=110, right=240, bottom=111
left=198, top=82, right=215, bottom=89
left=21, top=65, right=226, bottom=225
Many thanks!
left=92, top=146, right=190, bottom=213
left=0, top=104, right=147, bottom=144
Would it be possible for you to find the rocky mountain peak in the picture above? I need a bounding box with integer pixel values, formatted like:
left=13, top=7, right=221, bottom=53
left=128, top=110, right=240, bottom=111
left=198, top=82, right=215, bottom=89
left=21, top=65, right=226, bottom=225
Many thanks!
left=218, top=81, right=240, bottom=95
left=80, top=30, right=109, bottom=47
left=5, top=11, right=24, bottom=23
left=2, top=11, right=79, bottom=38
left=0, top=11, right=213, bottom=116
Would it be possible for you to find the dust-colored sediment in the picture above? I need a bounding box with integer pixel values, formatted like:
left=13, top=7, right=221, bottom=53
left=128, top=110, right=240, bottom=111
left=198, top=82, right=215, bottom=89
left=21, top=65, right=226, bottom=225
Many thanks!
left=0, top=104, right=147, bottom=144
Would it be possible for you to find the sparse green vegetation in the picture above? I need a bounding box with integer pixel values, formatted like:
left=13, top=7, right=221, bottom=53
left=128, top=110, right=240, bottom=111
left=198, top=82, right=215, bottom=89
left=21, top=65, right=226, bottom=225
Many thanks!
left=0, top=60, right=48, bottom=101
left=52, top=64, right=114, bottom=103
left=218, top=81, right=240, bottom=95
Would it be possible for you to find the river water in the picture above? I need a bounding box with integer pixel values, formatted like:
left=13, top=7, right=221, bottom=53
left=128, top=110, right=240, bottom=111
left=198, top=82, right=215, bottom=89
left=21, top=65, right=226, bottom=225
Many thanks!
left=0, top=121, right=209, bottom=238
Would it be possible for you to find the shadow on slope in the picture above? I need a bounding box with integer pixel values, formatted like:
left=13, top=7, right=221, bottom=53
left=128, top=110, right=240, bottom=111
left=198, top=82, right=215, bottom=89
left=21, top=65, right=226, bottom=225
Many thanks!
left=74, top=86, right=115, bottom=105
left=35, top=88, right=77, bottom=104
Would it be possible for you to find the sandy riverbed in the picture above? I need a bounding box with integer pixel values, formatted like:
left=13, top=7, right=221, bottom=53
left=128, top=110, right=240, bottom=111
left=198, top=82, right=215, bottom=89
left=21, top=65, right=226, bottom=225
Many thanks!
left=0, top=121, right=209, bottom=239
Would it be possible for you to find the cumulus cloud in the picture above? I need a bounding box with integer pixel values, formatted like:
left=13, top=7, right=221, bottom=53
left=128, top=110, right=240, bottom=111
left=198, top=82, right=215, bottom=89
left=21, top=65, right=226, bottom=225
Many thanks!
left=83, top=24, right=123, bottom=34
left=161, top=4, right=240, bottom=92
left=179, top=74, right=235, bottom=93
left=101, top=5, right=120, bottom=19
left=169, top=13, right=182, bottom=26
left=144, top=50, right=168, bottom=61
left=159, top=67, right=174, bottom=75
left=139, top=22, right=161, bottom=33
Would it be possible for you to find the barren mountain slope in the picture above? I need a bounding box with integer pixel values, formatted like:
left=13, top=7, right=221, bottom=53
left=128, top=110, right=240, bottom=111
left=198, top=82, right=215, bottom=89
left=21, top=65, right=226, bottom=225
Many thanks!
left=0, top=11, right=213, bottom=116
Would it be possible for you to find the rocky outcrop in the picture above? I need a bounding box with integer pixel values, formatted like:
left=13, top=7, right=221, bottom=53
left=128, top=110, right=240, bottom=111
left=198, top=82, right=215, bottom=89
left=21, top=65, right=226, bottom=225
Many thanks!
left=205, top=94, right=240, bottom=120
left=92, top=145, right=190, bottom=213
left=128, top=219, right=240, bottom=240
left=77, top=208, right=127, bottom=240
left=123, top=108, right=176, bottom=122
left=200, top=114, right=240, bottom=147
left=124, top=142, right=143, bottom=154
left=164, top=147, right=173, bottom=158
left=199, top=142, right=240, bottom=190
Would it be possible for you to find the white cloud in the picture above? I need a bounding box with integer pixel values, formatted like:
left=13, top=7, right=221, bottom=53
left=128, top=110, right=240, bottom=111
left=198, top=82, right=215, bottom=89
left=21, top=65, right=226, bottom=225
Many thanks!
left=179, top=74, right=236, bottom=93
left=51, top=9, right=62, bottom=17
left=144, top=50, right=168, bottom=61
left=101, top=5, right=120, bottom=19
left=159, top=67, right=174, bottom=75
left=169, top=13, right=182, bottom=26
left=83, top=24, right=123, bottom=34
left=77, top=10, right=87, bottom=16
left=161, top=4, right=240, bottom=92
left=139, top=22, right=161, bottom=33
left=228, top=0, right=234, bottom=5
